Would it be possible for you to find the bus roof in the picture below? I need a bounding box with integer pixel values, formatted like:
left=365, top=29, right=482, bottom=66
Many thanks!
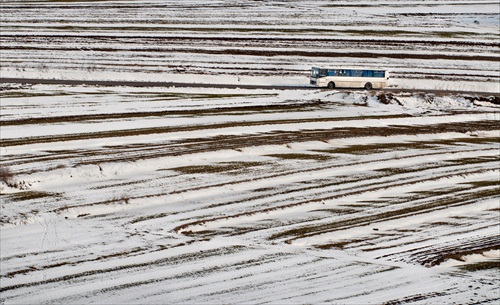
left=313, top=67, right=387, bottom=71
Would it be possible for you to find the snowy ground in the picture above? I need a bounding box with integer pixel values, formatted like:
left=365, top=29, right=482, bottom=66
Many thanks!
left=1, top=84, right=499, bottom=304
left=1, top=1, right=499, bottom=304
left=1, top=0, right=499, bottom=92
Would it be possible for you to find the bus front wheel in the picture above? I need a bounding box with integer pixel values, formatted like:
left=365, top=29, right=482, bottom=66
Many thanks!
left=364, top=82, right=373, bottom=90
left=327, top=82, right=335, bottom=89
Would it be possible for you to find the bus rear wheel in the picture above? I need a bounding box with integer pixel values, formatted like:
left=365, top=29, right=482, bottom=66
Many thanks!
left=364, top=82, right=373, bottom=90
left=327, top=82, right=335, bottom=89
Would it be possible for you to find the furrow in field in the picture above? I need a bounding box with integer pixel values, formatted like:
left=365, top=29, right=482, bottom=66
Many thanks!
left=3, top=44, right=499, bottom=62
left=5, top=113, right=492, bottom=173
left=0, top=245, right=407, bottom=305
left=0, top=244, right=248, bottom=293
left=174, top=165, right=498, bottom=239
left=4, top=128, right=495, bottom=216
left=41, top=145, right=493, bottom=220
left=407, top=235, right=500, bottom=267
left=1, top=117, right=497, bottom=152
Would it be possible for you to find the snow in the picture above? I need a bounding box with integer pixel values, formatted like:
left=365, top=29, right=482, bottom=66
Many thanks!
left=1, top=1, right=499, bottom=304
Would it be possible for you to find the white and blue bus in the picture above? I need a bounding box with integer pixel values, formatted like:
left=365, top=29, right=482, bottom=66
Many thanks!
left=310, top=67, right=389, bottom=89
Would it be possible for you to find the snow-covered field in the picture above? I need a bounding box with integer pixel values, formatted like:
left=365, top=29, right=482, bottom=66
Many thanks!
left=1, top=1, right=499, bottom=304
left=1, top=0, right=500, bottom=92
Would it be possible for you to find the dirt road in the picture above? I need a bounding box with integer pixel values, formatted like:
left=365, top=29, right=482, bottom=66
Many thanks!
left=2, top=78, right=499, bottom=97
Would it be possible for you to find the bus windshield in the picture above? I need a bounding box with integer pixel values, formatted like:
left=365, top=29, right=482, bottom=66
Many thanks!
left=311, top=67, right=328, bottom=78
left=311, top=67, right=320, bottom=78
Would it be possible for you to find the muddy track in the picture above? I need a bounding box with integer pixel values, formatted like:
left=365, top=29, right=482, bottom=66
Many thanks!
left=408, top=235, right=500, bottom=267
left=2, top=44, right=498, bottom=62
left=2, top=34, right=499, bottom=47
left=0, top=100, right=375, bottom=126
left=10, top=119, right=500, bottom=150
left=174, top=166, right=498, bottom=238
left=47, top=146, right=497, bottom=218
left=1, top=120, right=497, bottom=172
left=3, top=78, right=499, bottom=97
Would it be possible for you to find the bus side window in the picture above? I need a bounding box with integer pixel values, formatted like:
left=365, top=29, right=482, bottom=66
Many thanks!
left=363, top=70, right=373, bottom=77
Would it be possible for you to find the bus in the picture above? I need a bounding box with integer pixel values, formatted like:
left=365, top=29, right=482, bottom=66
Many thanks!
left=310, top=67, right=389, bottom=89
